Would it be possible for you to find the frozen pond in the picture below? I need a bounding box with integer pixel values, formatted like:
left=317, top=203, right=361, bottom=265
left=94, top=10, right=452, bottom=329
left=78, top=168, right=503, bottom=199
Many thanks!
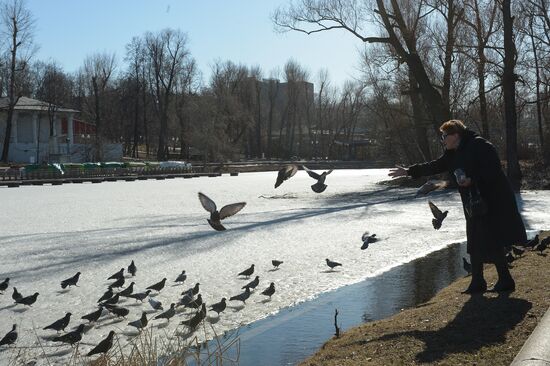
left=0, top=169, right=547, bottom=364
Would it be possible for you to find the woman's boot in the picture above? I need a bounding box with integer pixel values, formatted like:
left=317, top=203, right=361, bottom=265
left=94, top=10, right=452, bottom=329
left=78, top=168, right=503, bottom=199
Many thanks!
left=491, top=249, right=515, bottom=292
left=462, top=254, right=487, bottom=294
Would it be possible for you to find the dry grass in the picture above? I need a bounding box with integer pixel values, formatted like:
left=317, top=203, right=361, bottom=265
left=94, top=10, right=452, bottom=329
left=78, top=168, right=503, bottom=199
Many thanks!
left=301, top=231, right=550, bottom=366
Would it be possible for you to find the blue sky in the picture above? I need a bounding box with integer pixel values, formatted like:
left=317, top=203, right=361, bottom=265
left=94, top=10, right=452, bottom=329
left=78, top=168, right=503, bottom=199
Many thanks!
left=26, top=0, right=369, bottom=89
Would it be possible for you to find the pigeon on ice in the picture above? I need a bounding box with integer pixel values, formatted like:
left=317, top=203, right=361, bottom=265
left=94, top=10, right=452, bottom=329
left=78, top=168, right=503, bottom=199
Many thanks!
left=174, top=270, right=187, bottom=284
left=146, top=278, right=167, bottom=293
left=229, top=287, right=251, bottom=304
left=0, top=278, right=9, bottom=293
left=261, top=282, right=276, bottom=299
left=43, top=312, right=72, bottom=332
left=0, top=325, right=17, bottom=347
left=209, top=298, right=227, bottom=315
left=271, top=260, right=283, bottom=269
left=198, top=192, right=246, bottom=231
left=148, top=297, right=163, bottom=311
left=185, top=294, right=203, bottom=309
left=154, top=303, right=176, bottom=322
left=242, top=276, right=260, bottom=290
left=462, top=257, right=472, bottom=274
left=100, top=293, right=120, bottom=306
left=87, top=330, right=115, bottom=356
left=128, top=311, right=148, bottom=331
left=302, top=165, right=333, bottom=193
left=429, top=201, right=448, bottom=230
left=105, top=305, right=129, bottom=318
left=128, top=260, right=137, bottom=277
left=361, top=232, right=378, bottom=250
left=325, top=258, right=342, bottom=270
left=61, top=272, right=81, bottom=289
left=52, top=324, right=85, bottom=346
left=12, top=287, right=22, bottom=302
left=81, top=307, right=103, bottom=323
left=182, top=283, right=200, bottom=296
left=118, top=282, right=135, bottom=297
left=15, top=292, right=39, bottom=306
left=108, top=268, right=124, bottom=281
left=97, top=286, right=113, bottom=303
left=274, top=164, right=298, bottom=188
left=127, top=290, right=151, bottom=302
left=180, top=304, right=207, bottom=329
left=238, top=265, right=255, bottom=278
left=110, top=276, right=125, bottom=289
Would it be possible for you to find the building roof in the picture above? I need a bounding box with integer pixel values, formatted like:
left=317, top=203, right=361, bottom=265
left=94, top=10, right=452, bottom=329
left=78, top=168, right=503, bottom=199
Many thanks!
left=0, top=96, right=79, bottom=113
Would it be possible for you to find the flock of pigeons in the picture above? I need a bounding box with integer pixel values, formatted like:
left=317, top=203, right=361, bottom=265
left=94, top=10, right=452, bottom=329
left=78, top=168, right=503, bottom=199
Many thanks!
left=1, top=164, right=548, bottom=360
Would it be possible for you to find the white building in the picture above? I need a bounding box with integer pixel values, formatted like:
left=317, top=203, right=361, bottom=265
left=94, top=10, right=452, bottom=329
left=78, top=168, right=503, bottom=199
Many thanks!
left=0, top=97, right=122, bottom=163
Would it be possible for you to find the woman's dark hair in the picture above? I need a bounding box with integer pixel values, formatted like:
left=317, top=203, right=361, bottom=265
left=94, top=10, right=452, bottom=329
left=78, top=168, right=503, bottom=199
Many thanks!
left=439, top=119, right=467, bottom=136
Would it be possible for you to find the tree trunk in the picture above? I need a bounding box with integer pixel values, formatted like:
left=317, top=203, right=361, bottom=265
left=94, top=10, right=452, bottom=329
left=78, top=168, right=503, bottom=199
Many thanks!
left=502, top=0, right=521, bottom=191
left=408, top=69, right=432, bottom=160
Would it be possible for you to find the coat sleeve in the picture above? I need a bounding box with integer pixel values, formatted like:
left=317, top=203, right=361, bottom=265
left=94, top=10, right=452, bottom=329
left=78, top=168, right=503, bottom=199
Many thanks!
left=475, top=139, right=501, bottom=185
left=407, top=151, right=452, bottom=179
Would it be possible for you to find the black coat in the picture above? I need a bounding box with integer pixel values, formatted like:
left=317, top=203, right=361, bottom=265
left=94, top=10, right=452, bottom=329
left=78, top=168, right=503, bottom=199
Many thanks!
left=407, top=130, right=527, bottom=261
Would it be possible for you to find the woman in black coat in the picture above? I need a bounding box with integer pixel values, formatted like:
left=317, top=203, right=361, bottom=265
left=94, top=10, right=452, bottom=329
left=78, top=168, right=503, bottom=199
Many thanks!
left=389, top=120, right=527, bottom=293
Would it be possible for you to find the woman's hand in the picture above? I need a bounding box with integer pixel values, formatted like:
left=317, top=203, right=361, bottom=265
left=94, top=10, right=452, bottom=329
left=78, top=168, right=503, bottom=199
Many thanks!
left=458, top=177, right=472, bottom=187
left=388, top=166, right=408, bottom=178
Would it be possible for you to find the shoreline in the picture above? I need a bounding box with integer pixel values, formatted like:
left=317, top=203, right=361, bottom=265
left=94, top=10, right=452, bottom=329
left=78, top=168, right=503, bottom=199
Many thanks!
left=300, top=231, right=550, bottom=366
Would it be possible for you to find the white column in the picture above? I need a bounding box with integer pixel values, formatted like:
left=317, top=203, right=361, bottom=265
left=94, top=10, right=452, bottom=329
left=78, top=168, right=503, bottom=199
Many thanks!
left=67, top=113, right=74, bottom=145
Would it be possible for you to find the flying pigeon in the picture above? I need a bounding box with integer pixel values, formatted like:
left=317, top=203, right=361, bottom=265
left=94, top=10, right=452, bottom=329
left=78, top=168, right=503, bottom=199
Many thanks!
left=198, top=192, right=246, bottom=231
left=61, top=272, right=81, bottom=289
left=271, top=260, right=283, bottom=269
left=154, top=303, right=176, bottom=322
left=325, top=258, right=342, bottom=270
left=87, top=330, right=115, bottom=357
left=12, top=287, right=22, bottom=302
left=0, top=278, right=9, bottom=293
left=52, top=324, right=85, bottom=346
left=274, top=164, right=298, bottom=188
left=429, top=201, right=448, bottom=230
left=118, top=282, right=135, bottom=297
left=108, top=268, right=124, bottom=281
left=15, top=292, right=39, bottom=306
left=416, top=180, right=448, bottom=196
left=174, top=270, right=187, bottom=284
left=242, top=276, right=260, bottom=290
left=261, top=282, right=276, bottom=299
left=148, top=297, right=163, bottom=311
left=128, top=260, right=137, bottom=277
left=127, top=290, right=151, bottom=302
left=97, top=287, right=114, bottom=304
left=302, top=165, right=333, bottom=193
left=43, top=313, right=72, bottom=332
left=361, top=232, right=378, bottom=250
left=238, top=265, right=255, bottom=278
left=0, top=325, right=17, bottom=347
left=81, top=307, right=103, bottom=323
left=462, top=257, right=472, bottom=274
left=128, top=311, right=148, bottom=331
left=209, top=298, right=227, bottom=315
left=229, top=287, right=251, bottom=304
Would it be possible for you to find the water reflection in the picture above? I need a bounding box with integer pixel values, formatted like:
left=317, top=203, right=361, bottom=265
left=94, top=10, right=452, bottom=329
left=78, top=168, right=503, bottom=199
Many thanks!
left=200, top=242, right=467, bottom=366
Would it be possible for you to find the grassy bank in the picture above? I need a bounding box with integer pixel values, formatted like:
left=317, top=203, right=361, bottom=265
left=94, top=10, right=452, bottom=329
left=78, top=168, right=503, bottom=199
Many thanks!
left=301, top=232, right=550, bottom=366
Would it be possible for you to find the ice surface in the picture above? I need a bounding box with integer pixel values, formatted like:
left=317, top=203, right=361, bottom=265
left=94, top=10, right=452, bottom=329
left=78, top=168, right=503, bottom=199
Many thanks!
left=0, top=169, right=547, bottom=364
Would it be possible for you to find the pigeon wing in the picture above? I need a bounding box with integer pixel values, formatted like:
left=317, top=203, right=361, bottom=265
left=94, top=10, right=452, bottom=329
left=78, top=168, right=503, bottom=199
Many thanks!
left=219, top=202, right=246, bottom=220
left=428, top=201, right=444, bottom=219
left=361, top=231, right=371, bottom=242
left=198, top=193, right=217, bottom=213
left=325, top=169, right=334, bottom=175
left=302, top=165, right=321, bottom=180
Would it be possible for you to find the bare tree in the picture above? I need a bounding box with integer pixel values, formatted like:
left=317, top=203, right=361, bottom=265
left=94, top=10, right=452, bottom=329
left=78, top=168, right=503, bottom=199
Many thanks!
left=145, top=29, right=190, bottom=160
left=0, top=0, right=36, bottom=162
